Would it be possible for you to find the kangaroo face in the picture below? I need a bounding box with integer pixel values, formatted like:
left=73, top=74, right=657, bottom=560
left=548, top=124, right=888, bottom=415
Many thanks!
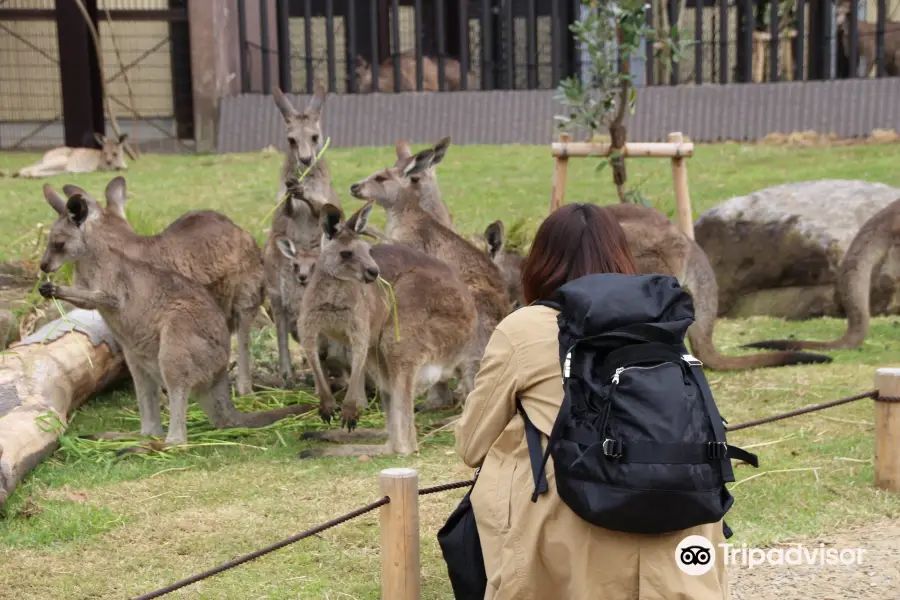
left=317, top=203, right=379, bottom=284
left=275, top=237, right=319, bottom=287
left=95, top=133, right=128, bottom=170
left=273, top=86, right=326, bottom=168
left=39, top=185, right=100, bottom=273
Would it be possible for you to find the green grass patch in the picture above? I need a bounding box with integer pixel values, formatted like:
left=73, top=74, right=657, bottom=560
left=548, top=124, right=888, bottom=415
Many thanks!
left=0, top=142, right=899, bottom=598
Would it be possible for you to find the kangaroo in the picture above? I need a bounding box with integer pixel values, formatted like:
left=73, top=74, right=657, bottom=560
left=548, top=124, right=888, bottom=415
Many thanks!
left=264, top=85, right=342, bottom=385
left=37, top=184, right=307, bottom=445
left=14, top=133, right=131, bottom=179
left=743, top=198, right=900, bottom=351
left=351, top=146, right=510, bottom=410
left=484, top=220, right=525, bottom=311
left=354, top=52, right=471, bottom=92
left=58, top=176, right=265, bottom=396
left=836, top=0, right=900, bottom=77
left=350, top=136, right=456, bottom=231
left=289, top=202, right=477, bottom=457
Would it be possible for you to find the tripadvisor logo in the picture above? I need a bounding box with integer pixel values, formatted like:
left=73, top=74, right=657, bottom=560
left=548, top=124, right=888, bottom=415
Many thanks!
left=675, top=535, right=716, bottom=576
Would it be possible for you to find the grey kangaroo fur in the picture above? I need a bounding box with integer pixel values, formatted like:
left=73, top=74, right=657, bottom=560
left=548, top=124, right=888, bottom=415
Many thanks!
left=351, top=145, right=509, bottom=411
left=288, top=201, right=477, bottom=457
left=37, top=184, right=307, bottom=445
left=744, top=197, right=900, bottom=352
left=484, top=220, right=525, bottom=311
left=59, top=176, right=265, bottom=396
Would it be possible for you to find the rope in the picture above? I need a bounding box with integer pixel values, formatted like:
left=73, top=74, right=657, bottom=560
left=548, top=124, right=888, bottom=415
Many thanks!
left=726, top=390, right=879, bottom=432
left=419, top=479, right=475, bottom=495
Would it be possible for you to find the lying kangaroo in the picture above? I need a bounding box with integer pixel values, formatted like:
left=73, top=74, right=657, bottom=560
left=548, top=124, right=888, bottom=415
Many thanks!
left=351, top=146, right=509, bottom=410
left=264, top=85, right=342, bottom=384
left=61, top=176, right=265, bottom=396
left=744, top=197, right=900, bottom=351
left=484, top=220, right=524, bottom=311
left=354, top=52, right=469, bottom=92
left=38, top=185, right=306, bottom=445
left=14, top=133, right=131, bottom=179
left=351, top=136, right=455, bottom=231
left=291, top=202, right=477, bottom=457
left=836, top=0, right=900, bottom=76
left=498, top=205, right=832, bottom=370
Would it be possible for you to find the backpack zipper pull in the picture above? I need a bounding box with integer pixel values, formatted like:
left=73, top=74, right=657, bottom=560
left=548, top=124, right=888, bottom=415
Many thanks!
left=564, top=351, right=572, bottom=379
left=612, top=367, right=624, bottom=385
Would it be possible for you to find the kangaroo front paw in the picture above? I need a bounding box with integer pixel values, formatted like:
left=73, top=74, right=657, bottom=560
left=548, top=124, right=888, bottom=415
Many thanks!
left=38, top=282, right=59, bottom=299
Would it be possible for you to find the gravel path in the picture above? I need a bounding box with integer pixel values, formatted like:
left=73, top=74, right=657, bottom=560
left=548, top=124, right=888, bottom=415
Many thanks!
left=729, top=520, right=900, bottom=599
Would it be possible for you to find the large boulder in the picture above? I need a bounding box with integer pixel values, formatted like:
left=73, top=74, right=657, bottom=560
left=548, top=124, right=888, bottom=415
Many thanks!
left=694, top=179, right=900, bottom=320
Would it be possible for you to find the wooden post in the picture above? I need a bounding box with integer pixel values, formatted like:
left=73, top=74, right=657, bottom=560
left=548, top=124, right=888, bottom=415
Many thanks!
left=380, top=468, right=420, bottom=600
left=549, top=132, right=571, bottom=213
left=874, top=369, right=900, bottom=492
left=668, top=132, right=694, bottom=240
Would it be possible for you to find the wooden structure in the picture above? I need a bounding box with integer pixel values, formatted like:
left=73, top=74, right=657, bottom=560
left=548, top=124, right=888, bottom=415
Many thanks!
left=380, top=468, right=421, bottom=600
left=0, top=309, right=125, bottom=506
left=548, top=130, right=696, bottom=240
left=875, top=368, right=900, bottom=492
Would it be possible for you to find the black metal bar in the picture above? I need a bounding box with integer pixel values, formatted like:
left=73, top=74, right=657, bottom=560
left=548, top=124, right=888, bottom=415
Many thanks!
left=325, top=0, right=335, bottom=92
left=391, top=0, right=401, bottom=91
left=848, top=0, right=859, bottom=78
left=645, top=1, right=654, bottom=85
left=571, top=0, right=581, bottom=83
left=550, top=0, right=560, bottom=86
left=769, top=0, right=779, bottom=81
left=502, top=0, right=513, bottom=88
left=304, top=0, right=314, bottom=92
left=56, top=0, right=103, bottom=147
left=370, top=0, right=380, bottom=92
left=794, top=0, right=805, bottom=80
left=668, top=0, right=679, bottom=84
left=347, top=0, right=357, bottom=92
left=237, top=0, right=250, bottom=92
left=739, top=0, right=753, bottom=82
left=260, top=0, right=271, bottom=93
left=169, top=0, right=194, bottom=139
left=481, top=0, right=493, bottom=90
left=414, top=0, right=424, bottom=90
left=437, top=0, right=447, bottom=90
left=526, top=0, right=537, bottom=89
left=694, top=0, right=703, bottom=84
left=719, top=0, right=728, bottom=83
left=276, top=0, right=291, bottom=92
left=459, top=0, right=468, bottom=90
left=876, top=0, right=886, bottom=77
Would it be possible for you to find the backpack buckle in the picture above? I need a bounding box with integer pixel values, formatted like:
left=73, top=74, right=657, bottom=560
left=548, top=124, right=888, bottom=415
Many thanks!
left=603, top=438, right=622, bottom=458
left=708, top=442, right=728, bottom=459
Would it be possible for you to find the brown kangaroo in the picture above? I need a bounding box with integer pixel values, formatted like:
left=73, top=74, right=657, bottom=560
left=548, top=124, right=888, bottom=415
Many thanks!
left=354, top=52, right=471, bottom=92
left=289, top=202, right=477, bottom=457
left=484, top=220, right=525, bottom=311
left=14, top=133, right=132, bottom=179
left=37, top=185, right=307, bottom=445
left=351, top=145, right=510, bottom=410
left=60, top=176, right=265, bottom=396
left=350, top=136, right=456, bottom=231
left=836, top=0, right=900, bottom=77
left=744, top=197, right=900, bottom=351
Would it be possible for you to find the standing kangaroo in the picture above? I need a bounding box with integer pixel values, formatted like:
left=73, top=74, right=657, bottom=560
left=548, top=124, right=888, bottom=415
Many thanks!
left=351, top=146, right=510, bottom=410
left=743, top=198, right=900, bottom=351
left=37, top=185, right=307, bottom=445
left=264, top=85, right=342, bottom=385
left=288, top=202, right=477, bottom=457
left=58, top=176, right=265, bottom=396
left=14, top=133, right=131, bottom=179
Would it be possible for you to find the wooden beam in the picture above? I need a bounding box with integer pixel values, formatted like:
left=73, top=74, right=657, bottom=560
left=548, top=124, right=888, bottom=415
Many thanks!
left=551, top=140, right=694, bottom=159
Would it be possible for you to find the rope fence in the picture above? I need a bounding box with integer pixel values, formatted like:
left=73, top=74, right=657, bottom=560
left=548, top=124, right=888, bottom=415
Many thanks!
left=131, top=369, right=900, bottom=599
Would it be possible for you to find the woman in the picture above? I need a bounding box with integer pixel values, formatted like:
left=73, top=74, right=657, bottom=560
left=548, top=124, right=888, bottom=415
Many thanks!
left=455, top=203, right=730, bottom=600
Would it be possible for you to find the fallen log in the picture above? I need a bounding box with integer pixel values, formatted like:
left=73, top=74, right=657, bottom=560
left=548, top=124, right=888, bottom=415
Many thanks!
left=0, top=309, right=125, bottom=506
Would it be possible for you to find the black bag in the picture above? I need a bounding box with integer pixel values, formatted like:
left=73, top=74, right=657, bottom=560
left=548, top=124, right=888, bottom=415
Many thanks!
left=437, top=469, right=487, bottom=599
left=521, top=273, right=759, bottom=537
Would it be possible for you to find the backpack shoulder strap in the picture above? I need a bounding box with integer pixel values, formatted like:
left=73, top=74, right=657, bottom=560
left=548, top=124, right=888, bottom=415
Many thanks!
left=533, top=299, right=562, bottom=311
left=515, top=398, right=550, bottom=500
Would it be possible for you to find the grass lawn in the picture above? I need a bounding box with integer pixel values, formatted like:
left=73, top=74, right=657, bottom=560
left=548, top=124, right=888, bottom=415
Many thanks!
left=0, top=141, right=899, bottom=599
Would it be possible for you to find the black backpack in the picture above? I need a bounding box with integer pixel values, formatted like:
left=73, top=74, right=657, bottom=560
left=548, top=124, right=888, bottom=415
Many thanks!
left=520, top=272, right=759, bottom=537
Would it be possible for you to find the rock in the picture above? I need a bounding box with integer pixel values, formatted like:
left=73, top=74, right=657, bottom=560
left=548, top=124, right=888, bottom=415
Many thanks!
left=694, top=180, right=900, bottom=319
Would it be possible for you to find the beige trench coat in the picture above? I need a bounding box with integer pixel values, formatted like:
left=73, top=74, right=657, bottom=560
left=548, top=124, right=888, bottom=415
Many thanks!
left=455, top=305, right=731, bottom=600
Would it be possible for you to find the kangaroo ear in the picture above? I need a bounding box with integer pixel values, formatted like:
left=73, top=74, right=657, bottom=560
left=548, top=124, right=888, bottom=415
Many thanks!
left=395, top=139, right=412, bottom=161
left=321, top=203, right=344, bottom=239
left=485, top=220, right=505, bottom=258
left=105, top=176, right=127, bottom=216
left=307, top=83, right=327, bottom=115
left=346, top=201, right=373, bottom=234
left=94, top=133, right=107, bottom=147
left=62, top=184, right=89, bottom=199
left=43, top=184, right=67, bottom=216
left=403, top=149, right=435, bottom=178
left=275, top=237, right=297, bottom=259
left=66, top=195, right=94, bottom=227
left=431, top=136, right=451, bottom=165
left=273, top=87, right=299, bottom=121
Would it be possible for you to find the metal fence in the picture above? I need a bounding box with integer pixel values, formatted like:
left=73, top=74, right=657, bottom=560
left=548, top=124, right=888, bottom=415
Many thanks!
left=236, top=0, right=900, bottom=96
left=0, top=0, right=194, bottom=152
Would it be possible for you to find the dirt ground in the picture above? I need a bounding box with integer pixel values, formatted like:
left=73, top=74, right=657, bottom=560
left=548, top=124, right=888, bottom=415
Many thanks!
left=729, top=519, right=900, bottom=599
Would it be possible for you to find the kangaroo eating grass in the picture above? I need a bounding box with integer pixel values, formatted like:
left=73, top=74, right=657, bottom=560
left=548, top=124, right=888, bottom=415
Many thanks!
left=60, top=176, right=266, bottom=396
left=484, top=220, right=525, bottom=311
left=351, top=146, right=510, bottom=410
left=743, top=197, right=900, bottom=352
left=37, top=184, right=307, bottom=446
left=13, top=133, right=133, bottom=179
left=289, top=202, right=477, bottom=457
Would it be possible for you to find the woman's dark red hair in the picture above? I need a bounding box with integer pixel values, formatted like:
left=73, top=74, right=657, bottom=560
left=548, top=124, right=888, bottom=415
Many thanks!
left=521, top=203, right=638, bottom=305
